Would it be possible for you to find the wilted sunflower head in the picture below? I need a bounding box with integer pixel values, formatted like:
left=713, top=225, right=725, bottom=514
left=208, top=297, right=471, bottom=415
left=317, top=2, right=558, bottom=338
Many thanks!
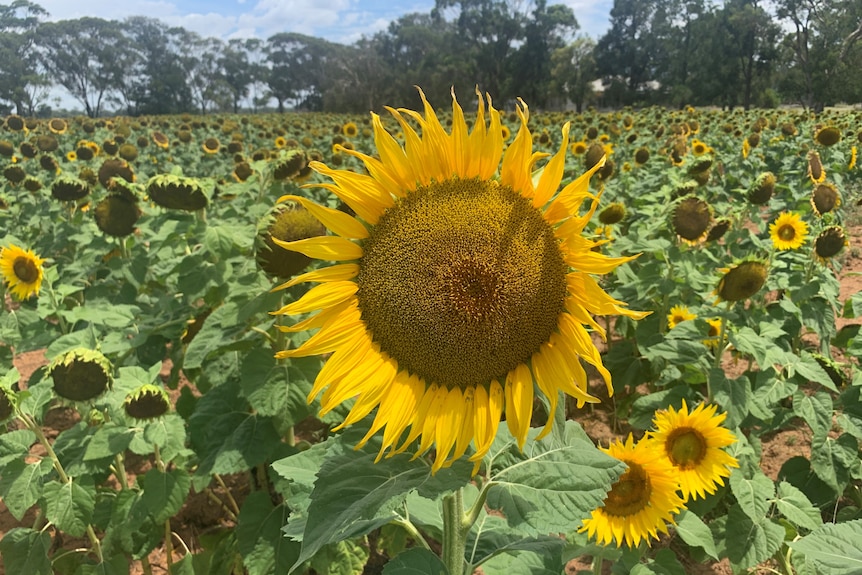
left=202, top=137, right=220, bottom=154
left=808, top=151, right=825, bottom=183
left=51, top=175, right=91, bottom=201
left=49, top=348, right=112, bottom=402
left=814, top=126, right=841, bottom=147
left=687, top=156, right=713, bottom=175
left=3, top=165, right=26, bottom=185
left=39, top=155, right=59, bottom=173
left=36, top=134, right=59, bottom=152
left=672, top=196, right=712, bottom=243
left=23, top=177, right=41, bottom=192
left=747, top=133, right=760, bottom=148
left=585, top=142, right=607, bottom=171
left=152, top=131, right=170, bottom=149
left=233, top=161, right=253, bottom=182
left=0, top=244, right=45, bottom=300
left=272, top=149, right=308, bottom=181
left=747, top=171, right=775, bottom=205
left=706, top=218, right=731, bottom=242
left=147, top=174, right=209, bottom=211
left=811, top=182, right=840, bottom=216
left=255, top=200, right=325, bottom=278
left=98, top=158, right=135, bottom=189
left=814, top=226, right=847, bottom=260
left=634, top=147, right=650, bottom=165
left=781, top=122, right=797, bottom=136
left=715, top=260, right=768, bottom=302
left=20, top=142, right=36, bottom=158
left=102, top=140, right=119, bottom=155
left=123, top=384, right=171, bottom=420
left=598, top=202, right=626, bottom=225
left=118, top=143, right=138, bottom=162
left=94, top=187, right=141, bottom=237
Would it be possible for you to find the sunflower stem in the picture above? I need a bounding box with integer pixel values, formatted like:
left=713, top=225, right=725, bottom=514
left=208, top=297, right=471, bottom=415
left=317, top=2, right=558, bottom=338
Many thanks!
left=46, top=282, right=69, bottom=334
left=442, top=488, right=469, bottom=575
left=592, top=556, right=603, bottom=575
left=390, top=518, right=433, bottom=552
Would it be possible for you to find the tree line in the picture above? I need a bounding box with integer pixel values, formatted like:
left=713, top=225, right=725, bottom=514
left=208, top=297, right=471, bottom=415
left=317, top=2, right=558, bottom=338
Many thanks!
left=1, top=0, right=860, bottom=117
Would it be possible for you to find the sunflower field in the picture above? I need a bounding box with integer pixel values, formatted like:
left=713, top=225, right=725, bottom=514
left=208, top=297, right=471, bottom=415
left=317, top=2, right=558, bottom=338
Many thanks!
left=1, top=99, right=862, bottom=575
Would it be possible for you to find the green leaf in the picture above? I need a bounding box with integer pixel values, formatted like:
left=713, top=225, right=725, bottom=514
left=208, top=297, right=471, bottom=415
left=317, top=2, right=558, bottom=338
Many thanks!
left=271, top=441, right=328, bottom=513
left=0, top=429, right=36, bottom=464
left=772, top=481, right=822, bottom=532
left=792, top=389, right=832, bottom=440
left=787, top=353, right=838, bottom=393
left=0, top=527, right=52, bottom=575
left=643, top=549, right=686, bottom=575
left=730, top=327, right=794, bottom=371
left=728, top=470, right=774, bottom=522
left=83, top=423, right=135, bottom=461
left=467, top=514, right=565, bottom=567
left=708, top=368, right=749, bottom=429
left=140, top=468, right=191, bottom=524
left=236, top=491, right=300, bottom=575
left=74, top=555, right=129, bottom=575
left=724, top=504, right=785, bottom=571
left=478, top=546, right=562, bottom=575
left=673, top=510, right=718, bottom=559
left=486, top=421, right=625, bottom=535
left=240, top=348, right=313, bottom=423
left=0, top=458, right=51, bottom=520
left=310, top=540, right=369, bottom=575
left=292, top=431, right=472, bottom=572
left=42, top=477, right=96, bottom=537
left=810, top=434, right=857, bottom=494
left=789, top=519, right=862, bottom=575
left=382, top=548, right=447, bottom=575
left=64, top=302, right=140, bottom=329
left=169, top=554, right=196, bottom=575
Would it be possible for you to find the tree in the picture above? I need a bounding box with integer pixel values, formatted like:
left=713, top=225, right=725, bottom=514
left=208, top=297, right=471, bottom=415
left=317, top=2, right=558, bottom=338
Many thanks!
left=38, top=18, right=130, bottom=117
left=175, top=31, right=228, bottom=114
left=220, top=38, right=264, bottom=113
left=549, top=36, right=597, bottom=112
left=265, top=33, right=336, bottom=112
left=0, top=0, right=49, bottom=115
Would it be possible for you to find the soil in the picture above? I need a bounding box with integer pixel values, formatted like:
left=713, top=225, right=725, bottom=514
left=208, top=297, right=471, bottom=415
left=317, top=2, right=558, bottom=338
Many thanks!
left=3, top=222, right=861, bottom=575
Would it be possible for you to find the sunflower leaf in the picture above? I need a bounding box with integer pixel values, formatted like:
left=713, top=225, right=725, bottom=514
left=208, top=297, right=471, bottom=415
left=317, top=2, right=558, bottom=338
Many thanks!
left=467, top=514, right=565, bottom=568
left=0, top=457, right=52, bottom=521
left=485, top=421, right=625, bottom=536
left=236, top=491, right=300, bottom=575
left=724, top=505, right=784, bottom=570
left=42, top=476, right=96, bottom=538
left=788, top=519, right=862, bottom=575
left=0, top=527, right=52, bottom=575
left=673, top=510, right=718, bottom=560
left=728, top=470, right=774, bottom=522
left=772, top=481, right=822, bottom=532
left=382, top=548, right=448, bottom=575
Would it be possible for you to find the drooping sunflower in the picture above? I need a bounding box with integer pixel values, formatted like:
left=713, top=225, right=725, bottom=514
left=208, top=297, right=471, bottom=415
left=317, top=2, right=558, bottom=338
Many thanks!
left=769, top=211, right=808, bottom=250
left=814, top=126, right=841, bottom=147
left=814, top=226, right=848, bottom=261
left=672, top=196, right=712, bottom=244
left=579, top=435, right=685, bottom=548
left=808, top=151, right=826, bottom=184
left=667, top=305, right=696, bottom=330
left=850, top=146, right=857, bottom=170
left=152, top=131, right=170, bottom=149
left=715, top=260, right=768, bottom=303
left=649, top=400, right=739, bottom=501
left=811, top=182, right=841, bottom=216
left=0, top=244, right=45, bottom=300
left=271, top=90, right=647, bottom=472
left=704, top=318, right=723, bottom=348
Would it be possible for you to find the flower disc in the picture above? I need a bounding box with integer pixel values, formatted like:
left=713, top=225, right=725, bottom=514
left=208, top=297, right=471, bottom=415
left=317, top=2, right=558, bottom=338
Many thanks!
left=815, top=226, right=847, bottom=259
left=672, top=196, right=712, bottom=242
left=716, top=261, right=767, bottom=302
left=811, top=183, right=840, bottom=216
left=0, top=244, right=45, bottom=300
left=357, top=177, right=566, bottom=390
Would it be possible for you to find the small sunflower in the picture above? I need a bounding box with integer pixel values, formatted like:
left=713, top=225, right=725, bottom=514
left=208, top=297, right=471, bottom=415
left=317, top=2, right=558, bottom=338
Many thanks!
left=715, top=260, right=768, bottom=303
left=579, top=435, right=685, bottom=548
left=66, top=150, right=78, bottom=162
left=634, top=147, right=650, bottom=166
left=0, top=244, right=45, bottom=300
left=124, top=384, right=171, bottom=420
left=769, top=211, right=808, bottom=250
left=672, top=196, right=712, bottom=244
left=667, top=305, right=696, bottom=330
left=271, top=89, right=647, bottom=473
left=342, top=122, right=358, bottom=138
left=598, top=202, right=626, bottom=225
left=48, top=118, right=68, bottom=135
left=747, top=172, right=775, bottom=205
left=850, top=146, right=858, bottom=170
left=807, top=151, right=826, bottom=184
left=691, top=139, right=711, bottom=156
left=650, top=401, right=739, bottom=501
left=811, top=182, right=840, bottom=216
left=5, top=115, right=25, bottom=131
left=741, top=138, right=751, bottom=159
left=202, top=137, right=220, bottom=154
left=814, top=126, right=841, bottom=147
left=570, top=141, right=588, bottom=155
left=704, top=318, right=723, bottom=348
left=152, top=131, right=170, bottom=149
left=814, top=226, right=848, bottom=261
left=705, top=219, right=731, bottom=242
left=274, top=136, right=287, bottom=148
left=501, top=124, right=511, bottom=141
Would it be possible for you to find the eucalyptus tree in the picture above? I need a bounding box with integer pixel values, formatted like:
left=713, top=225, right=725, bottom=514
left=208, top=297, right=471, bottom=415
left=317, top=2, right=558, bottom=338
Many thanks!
left=549, top=36, right=597, bottom=112
left=219, top=38, right=266, bottom=113
left=38, top=17, right=130, bottom=117
left=0, top=0, right=49, bottom=115
left=174, top=31, right=228, bottom=114
left=265, top=32, right=334, bottom=112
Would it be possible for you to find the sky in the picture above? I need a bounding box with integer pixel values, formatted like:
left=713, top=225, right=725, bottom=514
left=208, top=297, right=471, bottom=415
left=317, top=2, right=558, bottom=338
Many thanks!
left=33, top=0, right=614, bottom=45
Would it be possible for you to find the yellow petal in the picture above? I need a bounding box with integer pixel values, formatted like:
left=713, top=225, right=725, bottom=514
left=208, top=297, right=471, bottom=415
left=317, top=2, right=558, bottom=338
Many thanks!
left=471, top=380, right=503, bottom=462
left=505, top=363, right=534, bottom=449
left=532, top=122, right=571, bottom=208
left=272, top=236, right=363, bottom=261
left=279, top=313, right=364, bottom=358
left=272, top=281, right=357, bottom=315
left=277, top=195, right=368, bottom=239
left=271, top=264, right=359, bottom=292
left=432, top=387, right=465, bottom=472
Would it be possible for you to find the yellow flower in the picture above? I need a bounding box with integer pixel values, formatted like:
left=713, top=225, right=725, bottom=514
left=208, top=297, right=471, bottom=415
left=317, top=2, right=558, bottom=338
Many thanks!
left=274, top=136, right=287, bottom=148
left=704, top=318, right=723, bottom=348
left=649, top=400, right=739, bottom=501
left=742, top=138, right=750, bottom=159
left=579, top=435, right=685, bottom=547
left=152, top=131, right=170, bottom=149
left=0, top=244, right=45, bottom=300
left=691, top=139, right=711, bottom=156
left=667, top=305, right=696, bottom=330
left=850, top=146, right=857, bottom=170
left=48, top=118, right=68, bottom=135
left=808, top=151, right=826, bottom=183
left=501, top=124, right=511, bottom=141
left=202, top=138, right=220, bottom=154
left=66, top=150, right=77, bottom=162
left=342, top=122, right=358, bottom=138
left=769, top=211, right=808, bottom=250
left=271, top=89, right=647, bottom=473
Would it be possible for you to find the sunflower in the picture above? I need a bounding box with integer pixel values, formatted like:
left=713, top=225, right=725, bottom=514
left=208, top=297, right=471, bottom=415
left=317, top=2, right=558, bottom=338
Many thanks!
left=274, top=136, right=287, bottom=148
left=48, top=118, right=68, bottom=135
left=66, top=150, right=77, bottom=162
left=811, top=182, right=840, bottom=216
left=715, top=260, right=767, bottom=303
left=501, top=124, right=511, bottom=141
left=814, top=226, right=848, bottom=261
left=704, top=318, right=723, bottom=348
left=579, top=435, right=685, bottom=547
left=769, top=212, right=808, bottom=250
left=814, top=126, right=841, bottom=147
left=202, top=138, right=220, bottom=154
left=672, top=196, right=712, bottom=244
left=808, top=151, right=826, bottom=184
left=570, top=140, right=587, bottom=155
left=649, top=401, right=738, bottom=500
left=271, top=90, right=647, bottom=473
left=691, top=139, right=711, bottom=156
left=152, top=131, right=170, bottom=149
left=342, top=122, right=358, bottom=138
left=850, top=146, right=858, bottom=170
left=667, top=305, right=696, bottom=330
left=123, top=384, right=171, bottom=420
left=741, top=138, right=751, bottom=159
left=0, top=244, right=45, bottom=300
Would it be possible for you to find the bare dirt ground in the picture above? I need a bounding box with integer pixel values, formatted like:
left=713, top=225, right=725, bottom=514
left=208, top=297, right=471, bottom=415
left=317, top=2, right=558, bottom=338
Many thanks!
left=3, top=221, right=861, bottom=575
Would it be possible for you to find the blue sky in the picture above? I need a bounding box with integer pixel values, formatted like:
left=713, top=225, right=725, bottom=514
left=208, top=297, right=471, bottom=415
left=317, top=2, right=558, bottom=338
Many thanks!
left=36, top=0, right=613, bottom=45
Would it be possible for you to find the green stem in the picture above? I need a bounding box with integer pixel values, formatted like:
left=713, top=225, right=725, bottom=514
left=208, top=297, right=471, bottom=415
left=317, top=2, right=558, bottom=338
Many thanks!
left=391, top=518, right=433, bottom=552
left=46, top=282, right=69, bottom=335
left=214, top=473, right=241, bottom=517
left=113, top=453, right=130, bottom=489
left=777, top=544, right=795, bottom=575
left=442, top=488, right=469, bottom=575
left=153, top=444, right=166, bottom=473
left=592, top=556, right=603, bottom=575
left=164, top=518, right=174, bottom=571
left=141, top=555, right=153, bottom=575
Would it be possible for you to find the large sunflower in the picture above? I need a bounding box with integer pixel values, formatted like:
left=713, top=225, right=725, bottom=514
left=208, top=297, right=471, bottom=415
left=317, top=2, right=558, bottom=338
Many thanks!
left=0, top=244, right=46, bottom=300
left=649, top=400, right=738, bottom=500
left=271, top=90, right=647, bottom=472
left=769, top=211, right=808, bottom=251
left=579, top=435, right=685, bottom=547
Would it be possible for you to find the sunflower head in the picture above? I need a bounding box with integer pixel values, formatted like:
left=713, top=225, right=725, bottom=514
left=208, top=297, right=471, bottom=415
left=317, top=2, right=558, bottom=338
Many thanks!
left=0, top=140, right=14, bottom=157
left=650, top=400, right=738, bottom=500
left=36, top=134, right=59, bottom=152
left=20, top=142, right=36, bottom=158
left=769, top=211, right=808, bottom=250
left=598, top=202, right=626, bottom=225
left=233, top=161, right=253, bottom=182
left=3, top=165, right=26, bottom=185
left=39, top=155, right=59, bottom=173
left=98, top=158, right=135, bottom=189
left=123, top=384, right=171, bottom=420
left=667, top=305, right=696, bottom=329
left=23, top=177, right=41, bottom=192
left=118, top=143, right=139, bottom=162
left=672, top=196, right=712, bottom=243
left=255, top=201, right=325, bottom=278
left=585, top=142, right=606, bottom=171
left=51, top=175, right=91, bottom=202
left=715, top=260, right=768, bottom=303
left=202, top=137, right=220, bottom=154
left=747, top=172, right=776, bottom=205
left=814, top=126, right=841, bottom=147
left=808, top=151, right=826, bottom=183
left=0, top=244, right=45, bottom=301
left=687, top=156, right=713, bottom=176
left=272, top=149, right=308, bottom=181
left=152, top=131, right=170, bottom=149
left=94, top=187, right=141, bottom=237
left=270, top=89, right=647, bottom=473
left=706, top=218, right=731, bottom=242
left=147, top=174, right=209, bottom=211
left=781, top=122, right=797, bottom=136
left=580, top=435, right=685, bottom=547
left=814, top=226, right=847, bottom=260
left=634, top=147, right=650, bottom=166
left=342, top=122, right=358, bottom=138
left=691, top=139, right=711, bottom=156
left=102, top=140, right=119, bottom=155
left=811, top=182, right=840, bottom=216
left=49, top=348, right=112, bottom=402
